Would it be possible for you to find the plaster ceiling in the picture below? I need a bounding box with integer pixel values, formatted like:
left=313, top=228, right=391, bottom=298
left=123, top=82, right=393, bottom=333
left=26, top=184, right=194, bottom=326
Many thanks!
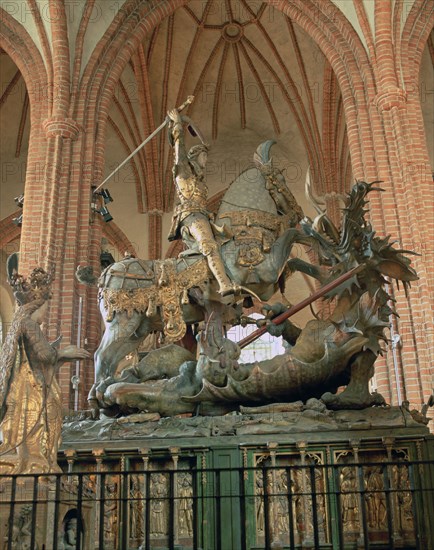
left=0, top=52, right=29, bottom=221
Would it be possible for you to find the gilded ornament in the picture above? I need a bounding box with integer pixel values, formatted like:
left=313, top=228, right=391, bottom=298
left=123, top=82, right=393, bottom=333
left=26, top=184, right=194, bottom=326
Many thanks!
left=99, top=258, right=209, bottom=343
left=0, top=263, right=91, bottom=475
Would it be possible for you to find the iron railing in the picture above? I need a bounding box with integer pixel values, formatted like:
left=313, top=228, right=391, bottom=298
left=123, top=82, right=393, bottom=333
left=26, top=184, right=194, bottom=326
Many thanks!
left=0, top=460, right=433, bottom=549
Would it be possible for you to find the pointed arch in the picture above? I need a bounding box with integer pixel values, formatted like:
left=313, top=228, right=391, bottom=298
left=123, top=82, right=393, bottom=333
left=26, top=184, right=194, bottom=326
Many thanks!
left=0, top=7, right=48, bottom=113
left=76, top=0, right=375, bottom=196
left=401, top=0, right=434, bottom=82
left=103, top=222, right=138, bottom=257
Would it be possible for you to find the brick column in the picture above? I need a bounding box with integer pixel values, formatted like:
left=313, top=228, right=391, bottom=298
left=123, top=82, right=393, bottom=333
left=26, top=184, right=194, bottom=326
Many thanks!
left=371, top=89, right=434, bottom=407
left=19, top=114, right=102, bottom=409
left=340, top=83, right=434, bottom=408
left=323, top=3, right=434, bottom=410
left=148, top=209, right=164, bottom=259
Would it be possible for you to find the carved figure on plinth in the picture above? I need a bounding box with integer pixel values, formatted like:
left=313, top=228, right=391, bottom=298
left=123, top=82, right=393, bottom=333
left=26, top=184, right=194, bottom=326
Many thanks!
left=341, top=467, right=359, bottom=532
left=103, top=479, right=118, bottom=547
left=150, top=473, right=168, bottom=536
left=59, top=516, right=78, bottom=550
left=393, top=464, right=414, bottom=534
left=366, top=466, right=387, bottom=529
left=255, top=476, right=265, bottom=533
left=177, top=473, right=193, bottom=537
left=275, top=471, right=289, bottom=534
left=4, top=503, right=33, bottom=549
left=0, top=261, right=91, bottom=475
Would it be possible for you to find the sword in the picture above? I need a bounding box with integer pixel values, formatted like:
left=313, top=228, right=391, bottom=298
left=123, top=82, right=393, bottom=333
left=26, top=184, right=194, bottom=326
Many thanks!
left=94, top=95, right=194, bottom=193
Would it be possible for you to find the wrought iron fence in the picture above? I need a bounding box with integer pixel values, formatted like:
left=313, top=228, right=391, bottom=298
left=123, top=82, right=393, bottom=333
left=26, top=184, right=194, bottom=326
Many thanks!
left=0, top=460, right=433, bottom=549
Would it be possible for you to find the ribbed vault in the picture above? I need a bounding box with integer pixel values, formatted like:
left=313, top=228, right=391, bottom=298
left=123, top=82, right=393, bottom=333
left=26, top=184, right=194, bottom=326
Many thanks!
left=1, top=4, right=433, bottom=262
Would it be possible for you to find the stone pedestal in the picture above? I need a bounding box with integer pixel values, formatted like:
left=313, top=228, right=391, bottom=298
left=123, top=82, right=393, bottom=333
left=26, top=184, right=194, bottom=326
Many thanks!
left=57, top=406, right=434, bottom=550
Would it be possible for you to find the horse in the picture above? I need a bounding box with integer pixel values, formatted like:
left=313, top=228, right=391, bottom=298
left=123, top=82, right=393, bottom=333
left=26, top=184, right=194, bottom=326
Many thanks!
left=76, top=141, right=318, bottom=409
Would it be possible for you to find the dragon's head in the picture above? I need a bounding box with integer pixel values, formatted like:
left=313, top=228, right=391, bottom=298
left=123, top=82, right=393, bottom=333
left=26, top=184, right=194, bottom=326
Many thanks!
left=304, top=181, right=418, bottom=301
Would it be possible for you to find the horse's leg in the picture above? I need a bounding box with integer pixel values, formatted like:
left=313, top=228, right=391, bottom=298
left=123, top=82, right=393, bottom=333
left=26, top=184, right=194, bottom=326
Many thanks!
left=89, top=311, right=146, bottom=411
left=270, top=228, right=299, bottom=273
left=270, top=228, right=326, bottom=282
left=95, top=312, right=146, bottom=380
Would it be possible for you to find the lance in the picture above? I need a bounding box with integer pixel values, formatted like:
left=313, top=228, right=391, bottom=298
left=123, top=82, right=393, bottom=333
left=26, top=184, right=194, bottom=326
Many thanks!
left=238, top=264, right=366, bottom=349
left=94, top=95, right=194, bottom=194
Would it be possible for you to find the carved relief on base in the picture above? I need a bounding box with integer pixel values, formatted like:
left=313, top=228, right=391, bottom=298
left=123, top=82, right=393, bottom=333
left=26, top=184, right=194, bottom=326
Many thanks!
left=177, top=472, right=194, bottom=538
left=335, top=447, right=416, bottom=546
left=253, top=451, right=329, bottom=547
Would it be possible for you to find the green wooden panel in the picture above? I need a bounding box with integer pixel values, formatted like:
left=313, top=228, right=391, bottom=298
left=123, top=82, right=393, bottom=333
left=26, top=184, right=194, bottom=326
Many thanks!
left=210, top=448, right=242, bottom=550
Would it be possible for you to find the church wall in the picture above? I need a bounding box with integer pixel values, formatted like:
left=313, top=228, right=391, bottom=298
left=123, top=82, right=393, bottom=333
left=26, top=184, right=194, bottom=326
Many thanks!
left=0, top=0, right=432, bottom=417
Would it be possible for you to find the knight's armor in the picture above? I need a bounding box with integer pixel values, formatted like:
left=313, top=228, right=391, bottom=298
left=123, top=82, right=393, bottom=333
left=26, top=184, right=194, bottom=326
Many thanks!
left=167, top=113, right=237, bottom=296
left=168, top=173, right=210, bottom=241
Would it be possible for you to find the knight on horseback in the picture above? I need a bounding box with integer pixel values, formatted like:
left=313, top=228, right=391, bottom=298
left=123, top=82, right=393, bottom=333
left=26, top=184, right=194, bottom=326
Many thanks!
left=167, top=108, right=239, bottom=297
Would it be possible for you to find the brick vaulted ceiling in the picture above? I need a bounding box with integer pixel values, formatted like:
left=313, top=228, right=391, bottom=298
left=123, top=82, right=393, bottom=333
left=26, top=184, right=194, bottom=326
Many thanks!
left=104, top=0, right=351, bottom=252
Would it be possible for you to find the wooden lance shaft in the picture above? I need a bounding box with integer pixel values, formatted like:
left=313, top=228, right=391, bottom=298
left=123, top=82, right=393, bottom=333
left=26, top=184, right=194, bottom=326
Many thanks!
left=238, top=264, right=365, bottom=349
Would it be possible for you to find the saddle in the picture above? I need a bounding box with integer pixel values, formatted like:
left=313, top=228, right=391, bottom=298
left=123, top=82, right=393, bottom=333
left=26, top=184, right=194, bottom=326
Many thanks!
left=99, top=258, right=209, bottom=342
